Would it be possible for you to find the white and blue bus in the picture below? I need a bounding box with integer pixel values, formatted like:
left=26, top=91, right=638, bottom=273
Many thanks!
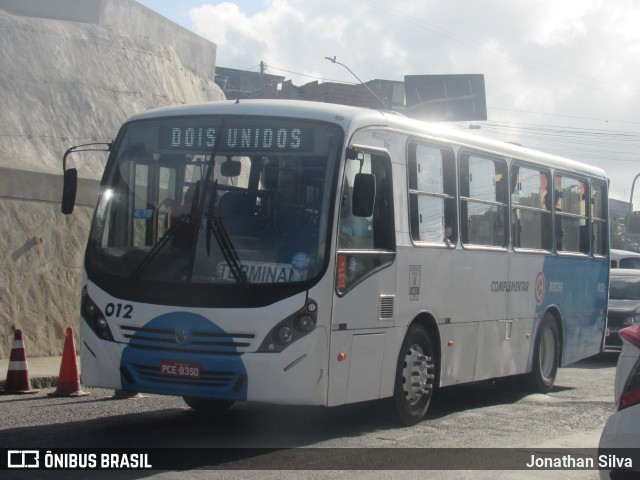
left=62, top=99, right=609, bottom=424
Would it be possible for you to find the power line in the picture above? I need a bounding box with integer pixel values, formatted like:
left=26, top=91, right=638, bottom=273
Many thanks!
left=489, top=107, right=640, bottom=128
left=358, top=0, right=640, bottom=103
left=460, top=120, right=640, bottom=166
left=264, top=65, right=355, bottom=84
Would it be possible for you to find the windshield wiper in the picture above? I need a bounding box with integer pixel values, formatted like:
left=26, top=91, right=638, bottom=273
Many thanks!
left=204, top=181, right=248, bottom=289
left=184, top=119, right=247, bottom=289
left=205, top=179, right=218, bottom=257
left=207, top=214, right=248, bottom=289
left=130, top=216, right=190, bottom=281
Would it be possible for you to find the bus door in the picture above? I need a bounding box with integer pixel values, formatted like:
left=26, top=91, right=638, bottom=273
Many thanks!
left=328, top=148, right=397, bottom=406
left=457, top=152, right=511, bottom=382
left=507, top=164, right=553, bottom=375
left=121, top=151, right=183, bottom=248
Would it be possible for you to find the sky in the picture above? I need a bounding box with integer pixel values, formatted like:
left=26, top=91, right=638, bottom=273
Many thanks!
left=136, top=0, right=640, bottom=203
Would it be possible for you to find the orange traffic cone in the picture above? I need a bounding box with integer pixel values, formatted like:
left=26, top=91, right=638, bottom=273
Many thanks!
left=48, top=327, right=89, bottom=397
left=1, top=329, right=39, bottom=394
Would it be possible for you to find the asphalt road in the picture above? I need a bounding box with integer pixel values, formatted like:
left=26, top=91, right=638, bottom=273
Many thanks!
left=0, top=352, right=619, bottom=480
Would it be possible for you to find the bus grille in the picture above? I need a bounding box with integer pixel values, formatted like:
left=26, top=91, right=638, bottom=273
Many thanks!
left=119, top=325, right=255, bottom=355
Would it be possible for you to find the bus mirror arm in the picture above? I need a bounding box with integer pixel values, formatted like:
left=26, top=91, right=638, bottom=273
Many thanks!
left=61, top=142, right=112, bottom=214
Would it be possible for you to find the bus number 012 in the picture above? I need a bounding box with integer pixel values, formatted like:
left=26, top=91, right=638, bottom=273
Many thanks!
left=104, top=303, right=133, bottom=319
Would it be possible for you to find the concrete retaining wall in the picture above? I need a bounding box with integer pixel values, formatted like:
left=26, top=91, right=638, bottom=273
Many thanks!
left=0, top=0, right=216, bottom=78
left=0, top=6, right=224, bottom=358
left=0, top=198, right=94, bottom=358
left=0, top=167, right=101, bottom=207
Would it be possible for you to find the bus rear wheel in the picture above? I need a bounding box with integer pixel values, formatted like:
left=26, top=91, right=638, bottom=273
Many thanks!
left=183, top=397, right=235, bottom=412
left=393, top=324, right=436, bottom=426
left=524, top=313, right=559, bottom=393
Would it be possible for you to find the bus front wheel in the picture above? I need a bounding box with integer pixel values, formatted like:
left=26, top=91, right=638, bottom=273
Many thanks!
left=393, top=324, right=436, bottom=426
left=525, top=313, right=559, bottom=393
left=183, top=397, right=235, bottom=412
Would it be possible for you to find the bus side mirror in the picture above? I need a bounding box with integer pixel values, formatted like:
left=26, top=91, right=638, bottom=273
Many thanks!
left=60, top=141, right=111, bottom=214
left=61, top=168, right=78, bottom=214
left=352, top=173, right=376, bottom=217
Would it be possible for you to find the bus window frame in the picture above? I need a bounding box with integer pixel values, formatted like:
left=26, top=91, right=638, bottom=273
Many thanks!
left=591, top=178, right=608, bottom=259
left=336, top=144, right=396, bottom=297
left=510, top=160, right=553, bottom=255
left=553, top=170, right=589, bottom=257
left=406, top=138, right=458, bottom=249
left=458, top=149, right=509, bottom=251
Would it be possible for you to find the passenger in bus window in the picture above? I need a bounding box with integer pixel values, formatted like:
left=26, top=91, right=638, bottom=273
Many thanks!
left=172, top=184, right=197, bottom=249
left=170, top=184, right=194, bottom=221
left=444, top=224, right=453, bottom=247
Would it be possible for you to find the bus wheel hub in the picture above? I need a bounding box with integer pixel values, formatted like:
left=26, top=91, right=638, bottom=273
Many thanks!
left=403, top=347, right=434, bottom=404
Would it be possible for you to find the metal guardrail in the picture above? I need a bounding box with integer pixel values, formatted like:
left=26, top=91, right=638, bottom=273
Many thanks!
left=0, top=167, right=99, bottom=207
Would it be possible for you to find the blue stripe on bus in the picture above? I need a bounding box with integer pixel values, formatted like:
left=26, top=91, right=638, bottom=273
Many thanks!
left=120, top=311, right=248, bottom=400
left=536, top=255, right=608, bottom=364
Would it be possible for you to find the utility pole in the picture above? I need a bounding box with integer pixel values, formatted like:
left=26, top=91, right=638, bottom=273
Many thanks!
left=324, top=56, right=387, bottom=108
left=259, top=61, right=265, bottom=98
left=628, top=173, right=640, bottom=234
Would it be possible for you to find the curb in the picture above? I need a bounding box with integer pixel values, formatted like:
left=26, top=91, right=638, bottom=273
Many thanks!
left=31, top=376, right=59, bottom=389
left=0, top=376, right=58, bottom=392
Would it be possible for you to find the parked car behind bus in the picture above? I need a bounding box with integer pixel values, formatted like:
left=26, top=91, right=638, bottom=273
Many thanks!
left=606, top=269, right=640, bottom=349
left=598, top=324, right=640, bottom=479
left=610, top=249, right=640, bottom=269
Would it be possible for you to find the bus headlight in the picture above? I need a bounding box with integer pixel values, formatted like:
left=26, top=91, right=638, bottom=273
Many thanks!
left=276, top=325, right=294, bottom=344
left=83, top=300, right=99, bottom=318
left=296, top=314, right=316, bottom=332
left=81, top=287, right=115, bottom=342
left=258, top=299, right=318, bottom=353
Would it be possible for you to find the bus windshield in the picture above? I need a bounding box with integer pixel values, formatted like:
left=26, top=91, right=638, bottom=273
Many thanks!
left=87, top=116, right=342, bottom=292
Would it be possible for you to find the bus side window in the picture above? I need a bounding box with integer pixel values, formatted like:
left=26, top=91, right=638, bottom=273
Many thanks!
left=371, top=154, right=394, bottom=250
left=511, top=165, right=551, bottom=251
left=459, top=152, right=507, bottom=248
left=592, top=180, right=608, bottom=257
left=408, top=142, right=456, bottom=246
left=337, top=149, right=395, bottom=295
left=554, top=174, right=588, bottom=254
left=338, top=151, right=394, bottom=251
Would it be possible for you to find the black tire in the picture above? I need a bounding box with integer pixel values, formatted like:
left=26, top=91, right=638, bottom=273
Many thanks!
left=524, top=313, right=559, bottom=393
left=393, top=324, right=436, bottom=426
left=183, top=397, right=235, bottom=412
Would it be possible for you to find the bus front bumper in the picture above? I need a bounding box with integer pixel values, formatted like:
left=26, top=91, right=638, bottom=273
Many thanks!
left=80, top=323, right=328, bottom=406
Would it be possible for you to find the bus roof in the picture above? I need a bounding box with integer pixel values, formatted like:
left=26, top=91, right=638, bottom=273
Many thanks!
left=127, top=99, right=607, bottom=181
left=128, top=98, right=386, bottom=125
left=381, top=111, right=607, bottom=180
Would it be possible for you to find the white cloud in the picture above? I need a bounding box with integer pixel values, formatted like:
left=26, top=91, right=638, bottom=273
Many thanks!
left=186, top=0, right=640, bottom=200
left=601, top=1, right=640, bottom=55
left=190, top=2, right=255, bottom=46
left=531, top=0, right=601, bottom=47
